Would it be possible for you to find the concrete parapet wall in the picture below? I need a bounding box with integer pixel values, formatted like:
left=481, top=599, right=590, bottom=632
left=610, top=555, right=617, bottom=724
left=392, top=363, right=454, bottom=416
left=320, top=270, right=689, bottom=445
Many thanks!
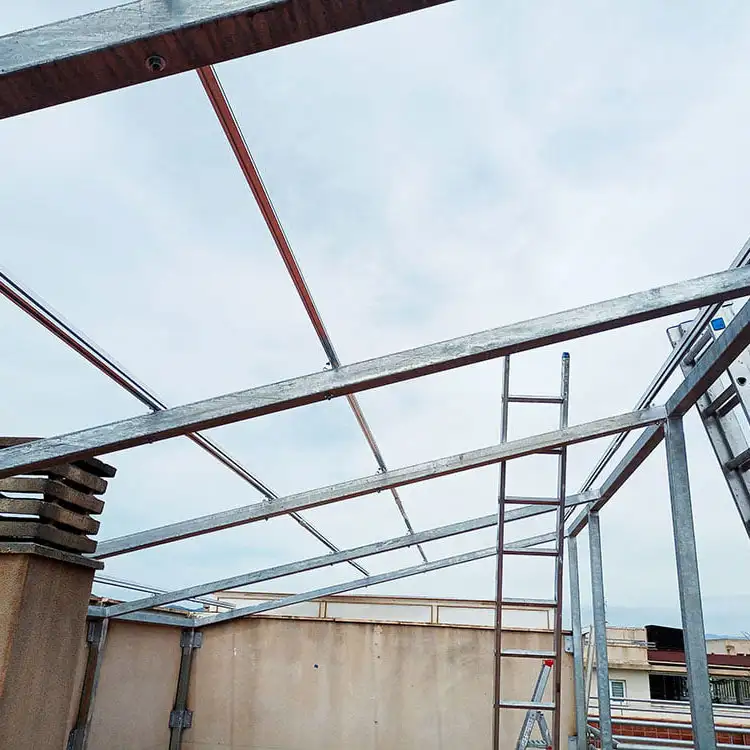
left=80, top=616, right=574, bottom=750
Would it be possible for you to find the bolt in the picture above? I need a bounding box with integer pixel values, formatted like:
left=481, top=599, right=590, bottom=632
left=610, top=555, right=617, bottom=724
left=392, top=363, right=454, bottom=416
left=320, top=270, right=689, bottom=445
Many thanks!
left=145, top=55, right=167, bottom=73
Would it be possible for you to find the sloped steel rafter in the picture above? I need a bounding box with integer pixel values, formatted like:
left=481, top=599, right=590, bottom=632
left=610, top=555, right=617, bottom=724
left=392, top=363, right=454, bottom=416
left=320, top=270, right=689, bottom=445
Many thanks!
left=101, top=507, right=592, bottom=618
left=1, top=266, right=749, bottom=479
left=566, top=295, right=750, bottom=537
left=0, top=0, right=453, bottom=120
left=197, top=65, right=426, bottom=561
left=200, top=532, right=553, bottom=627
left=92, top=537, right=551, bottom=629
left=94, top=407, right=664, bottom=558
left=0, top=268, right=369, bottom=576
left=571, top=234, right=750, bottom=526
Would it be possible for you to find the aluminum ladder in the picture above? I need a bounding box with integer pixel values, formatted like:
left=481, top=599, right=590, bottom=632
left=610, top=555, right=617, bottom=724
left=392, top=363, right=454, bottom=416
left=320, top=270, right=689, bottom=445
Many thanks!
left=667, top=302, right=750, bottom=538
left=516, top=659, right=555, bottom=750
left=492, top=353, right=570, bottom=750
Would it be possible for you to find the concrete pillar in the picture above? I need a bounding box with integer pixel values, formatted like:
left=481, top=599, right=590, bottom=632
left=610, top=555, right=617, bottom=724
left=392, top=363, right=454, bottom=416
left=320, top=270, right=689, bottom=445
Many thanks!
left=0, top=438, right=114, bottom=750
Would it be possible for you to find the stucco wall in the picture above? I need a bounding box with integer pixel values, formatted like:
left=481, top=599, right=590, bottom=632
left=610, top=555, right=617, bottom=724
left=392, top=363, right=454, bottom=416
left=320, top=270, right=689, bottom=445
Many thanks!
left=590, top=666, right=651, bottom=701
left=86, top=620, right=182, bottom=750
left=81, top=616, right=575, bottom=750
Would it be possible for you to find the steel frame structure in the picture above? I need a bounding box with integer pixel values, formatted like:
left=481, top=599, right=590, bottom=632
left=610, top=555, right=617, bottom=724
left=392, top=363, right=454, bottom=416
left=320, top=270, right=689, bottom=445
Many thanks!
left=2, top=4, right=750, bottom=750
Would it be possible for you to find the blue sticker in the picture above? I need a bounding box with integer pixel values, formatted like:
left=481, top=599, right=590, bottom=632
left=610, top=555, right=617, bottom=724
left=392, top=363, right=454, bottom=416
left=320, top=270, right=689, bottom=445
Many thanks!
left=711, top=318, right=726, bottom=331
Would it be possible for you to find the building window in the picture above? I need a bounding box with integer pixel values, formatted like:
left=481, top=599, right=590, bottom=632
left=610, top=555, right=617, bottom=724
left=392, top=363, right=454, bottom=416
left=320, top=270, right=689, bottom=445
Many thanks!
left=610, top=680, right=626, bottom=701
left=710, top=677, right=750, bottom=706
left=650, top=673, right=689, bottom=702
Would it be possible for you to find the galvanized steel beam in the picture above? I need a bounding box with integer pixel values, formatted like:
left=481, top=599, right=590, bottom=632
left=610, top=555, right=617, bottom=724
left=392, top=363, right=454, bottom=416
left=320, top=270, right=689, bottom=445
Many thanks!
left=93, top=409, right=657, bottom=558
left=199, top=546, right=492, bottom=627
left=0, top=0, right=452, bottom=119
left=0, top=268, right=748, bottom=478
left=102, top=496, right=592, bottom=617
left=567, top=297, right=750, bottom=536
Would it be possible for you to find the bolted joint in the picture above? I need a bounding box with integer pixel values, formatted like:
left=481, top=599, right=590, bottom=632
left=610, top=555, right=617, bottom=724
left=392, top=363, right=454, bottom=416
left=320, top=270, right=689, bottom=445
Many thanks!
left=169, top=709, right=193, bottom=729
left=180, top=629, right=202, bottom=649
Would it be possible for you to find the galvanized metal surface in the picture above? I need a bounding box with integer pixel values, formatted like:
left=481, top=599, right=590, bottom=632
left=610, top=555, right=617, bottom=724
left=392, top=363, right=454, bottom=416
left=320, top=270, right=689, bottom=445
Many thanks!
left=0, top=268, right=367, bottom=575
left=0, top=268, right=748, bottom=476
left=0, top=0, right=453, bottom=119
left=568, top=536, right=588, bottom=750
left=93, top=409, right=659, bottom=558
left=664, top=418, right=717, bottom=750
left=198, top=547, right=499, bottom=626
left=588, top=511, right=613, bottom=750
left=567, top=296, right=750, bottom=536
left=492, top=356, right=511, bottom=750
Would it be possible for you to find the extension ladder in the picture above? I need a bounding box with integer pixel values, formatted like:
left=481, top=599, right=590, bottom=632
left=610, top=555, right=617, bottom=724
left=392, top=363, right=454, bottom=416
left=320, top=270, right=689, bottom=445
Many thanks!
left=492, top=353, right=570, bottom=750
left=667, top=303, right=750, bottom=538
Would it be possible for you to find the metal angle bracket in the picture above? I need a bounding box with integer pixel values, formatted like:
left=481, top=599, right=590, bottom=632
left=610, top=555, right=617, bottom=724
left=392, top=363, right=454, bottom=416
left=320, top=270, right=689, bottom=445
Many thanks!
left=169, top=710, right=193, bottom=729
left=86, top=619, right=107, bottom=644
left=180, top=630, right=203, bottom=649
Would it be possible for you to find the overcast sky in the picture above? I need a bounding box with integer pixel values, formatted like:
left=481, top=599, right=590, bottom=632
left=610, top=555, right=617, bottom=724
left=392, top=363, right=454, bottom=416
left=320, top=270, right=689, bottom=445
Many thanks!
left=2, top=0, right=750, bottom=634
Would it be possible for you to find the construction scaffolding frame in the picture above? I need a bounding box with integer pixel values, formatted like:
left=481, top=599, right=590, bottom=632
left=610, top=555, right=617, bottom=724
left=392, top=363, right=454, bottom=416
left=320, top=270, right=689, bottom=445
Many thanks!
left=2, top=3, right=750, bottom=750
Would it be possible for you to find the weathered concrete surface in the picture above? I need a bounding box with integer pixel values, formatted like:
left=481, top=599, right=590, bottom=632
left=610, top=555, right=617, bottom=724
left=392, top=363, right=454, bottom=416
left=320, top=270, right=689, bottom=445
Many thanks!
left=0, top=554, right=93, bottom=750
left=75, top=615, right=574, bottom=750
left=183, top=619, right=574, bottom=750
left=87, top=620, right=181, bottom=750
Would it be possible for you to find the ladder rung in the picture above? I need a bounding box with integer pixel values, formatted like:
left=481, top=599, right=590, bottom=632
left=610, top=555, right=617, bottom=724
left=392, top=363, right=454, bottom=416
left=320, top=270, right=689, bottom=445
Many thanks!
left=500, top=649, right=556, bottom=659
left=507, top=395, right=564, bottom=405
left=501, top=598, right=558, bottom=608
left=496, top=700, right=555, bottom=710
left=704, top=384, right=739, bottom=418
left=504, top=496, right=559, bottom=506
left=504, top=548, right=559, bottom=557
left=726, top=448, right=750, bottom=472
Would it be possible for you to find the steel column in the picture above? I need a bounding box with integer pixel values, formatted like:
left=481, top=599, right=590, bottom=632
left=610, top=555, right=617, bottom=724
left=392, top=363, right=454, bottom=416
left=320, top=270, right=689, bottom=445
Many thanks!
left=568, top=536, right=587, bottom=750
left=67, top=619, right=109, bottom=750
left=588, top=511, right=613, bottom=750
left=552, top=353, right=571, bottom=750
left=568, top=295, right=750, bottom=537
left=168, top=630, right=202, bottom=750
left=664, top=417, right=717, bottom=750
left=491, top=356, right=511, bottom=750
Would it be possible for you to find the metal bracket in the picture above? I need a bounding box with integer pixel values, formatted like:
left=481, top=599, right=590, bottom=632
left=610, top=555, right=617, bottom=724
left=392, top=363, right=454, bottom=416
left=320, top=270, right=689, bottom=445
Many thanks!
left=66, top=728, right=82, bottom=750
left=180, top=630, right=202, bottom=649
left=564, top=635, right=573, bottom=654
left=86, top=619, right=106, bottom=644
left=169, top=709, right=193, bottom=729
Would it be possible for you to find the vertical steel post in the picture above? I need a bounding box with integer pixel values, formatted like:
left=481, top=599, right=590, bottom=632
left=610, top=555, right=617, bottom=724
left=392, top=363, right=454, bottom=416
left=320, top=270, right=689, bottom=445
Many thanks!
left=664, top=417, right=717, bottom=750
left=568, top=535, right=587, bottom=750
left=492, top=356, right=511, bottom=750
left=67, top=618, right=109, bottom=750
left=552, top=353, right=570, bottom=749
left=588, top=511, right=613, bottom=750
left=585, top=627, right=594, bottom=715
left=168, top=629, right=202, bottom=750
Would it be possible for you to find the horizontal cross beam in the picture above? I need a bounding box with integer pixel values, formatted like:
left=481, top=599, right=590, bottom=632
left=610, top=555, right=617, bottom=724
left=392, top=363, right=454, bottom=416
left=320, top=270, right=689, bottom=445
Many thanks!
left=199, top=544, right=501, bottom=626
left=93, top=409, right=660, bottom=557
left=0, top=267, right=748, bottom=479
left=0, top=0, right=452, bottom=119
left=102, top=510, right=585, bottom=617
